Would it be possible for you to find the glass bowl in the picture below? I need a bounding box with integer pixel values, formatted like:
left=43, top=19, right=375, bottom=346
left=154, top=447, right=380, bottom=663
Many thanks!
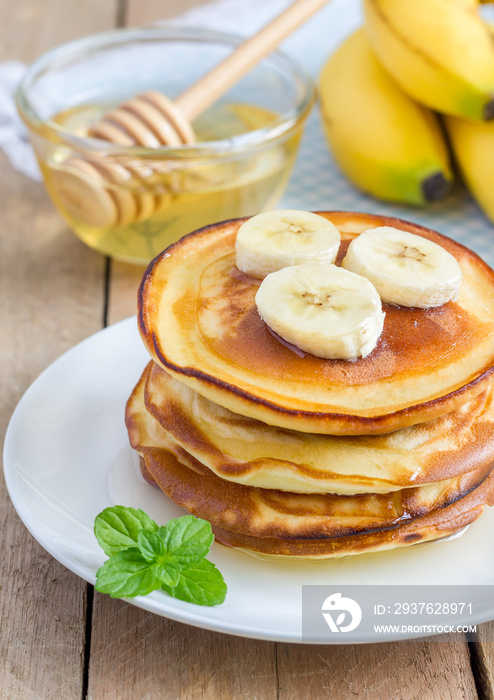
left=16, top=26, right=315, bottom=265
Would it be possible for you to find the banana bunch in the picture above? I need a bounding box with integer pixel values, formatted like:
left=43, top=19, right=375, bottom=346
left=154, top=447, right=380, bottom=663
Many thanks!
left=319, top=0, right=494, bottom=223
left=319, top=29, right=453, bottom=206
left=237, top=211, right=462, bottom=361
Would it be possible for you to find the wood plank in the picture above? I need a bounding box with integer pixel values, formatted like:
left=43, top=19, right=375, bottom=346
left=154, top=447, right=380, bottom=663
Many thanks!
left=470, top=622, right=494, bottom=700
left=2, top=0, right=117, bottom=62
left=277, top=638, right=479, bottom=700
left=0, top=162, right=101, bottom=700
left=0, top=0, right=118, bottom=697
left=87, top=594, right=277, bottom=699
left=126, top=0, right=208, bottom=26
left=107, top=261, right=146, bottom=325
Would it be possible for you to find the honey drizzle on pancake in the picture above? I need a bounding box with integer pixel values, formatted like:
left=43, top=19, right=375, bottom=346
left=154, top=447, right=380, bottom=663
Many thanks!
left=198, top=257, right=484, bottom=386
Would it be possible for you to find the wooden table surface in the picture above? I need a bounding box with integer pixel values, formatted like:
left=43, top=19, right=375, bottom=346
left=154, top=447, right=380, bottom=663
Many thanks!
left=2, top=1, right=494, bottom=698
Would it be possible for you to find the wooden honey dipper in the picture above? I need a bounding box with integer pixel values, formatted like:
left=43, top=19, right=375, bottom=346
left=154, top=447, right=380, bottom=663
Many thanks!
left=54, top=0, right=330, bottom=229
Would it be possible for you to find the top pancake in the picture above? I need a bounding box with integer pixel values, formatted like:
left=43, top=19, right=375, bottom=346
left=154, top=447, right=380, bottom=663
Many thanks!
left=139, top=211, right=494, bottom=435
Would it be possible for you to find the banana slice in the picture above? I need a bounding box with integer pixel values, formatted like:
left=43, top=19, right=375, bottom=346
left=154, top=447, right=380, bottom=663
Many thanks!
left=235, top=210, right=341, bottom=279
left=341, top=226, right=463, bottom=308
left=255, top=263, right=385, bottom=360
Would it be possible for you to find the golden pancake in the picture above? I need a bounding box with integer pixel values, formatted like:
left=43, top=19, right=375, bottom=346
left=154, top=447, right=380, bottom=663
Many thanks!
left=140, top=451, right=494, bottom=557
left=138, top=211, right=494, bottom=435
left=209, top=476, right=494, bottom=558
left=126, top=366, right=494, bottom=544
left=130, top=422, right=494, bottom=559
left=145, top=361, right=494, bottom=494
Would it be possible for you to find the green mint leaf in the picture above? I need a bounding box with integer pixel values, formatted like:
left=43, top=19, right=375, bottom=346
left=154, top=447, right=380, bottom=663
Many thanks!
left=95, top=547, right=180, bottom=598
left=153, top=559, right=181, bottom=589
left=158, top=516, right=214, bottom=566
left=94, top=506, right=158, bottom=557
left=137, top=529, right=165, bottom=563
left=162, top=559, right=227, bottom=606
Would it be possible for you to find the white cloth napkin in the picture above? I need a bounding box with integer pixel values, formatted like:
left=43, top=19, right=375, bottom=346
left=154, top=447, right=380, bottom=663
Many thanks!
left=0, top=60, right=42, bottom=180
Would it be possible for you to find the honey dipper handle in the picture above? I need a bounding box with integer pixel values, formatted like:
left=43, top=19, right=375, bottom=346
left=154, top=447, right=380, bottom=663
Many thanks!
left=174, top=0, right=331, bottom=122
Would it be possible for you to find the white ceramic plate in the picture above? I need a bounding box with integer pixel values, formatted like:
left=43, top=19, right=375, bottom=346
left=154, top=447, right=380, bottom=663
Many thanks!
left=4, top=317, right=494, bottom=643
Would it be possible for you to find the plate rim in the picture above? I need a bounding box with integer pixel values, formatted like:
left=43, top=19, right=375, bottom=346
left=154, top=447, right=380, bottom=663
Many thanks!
left=4, top=315, right=494, bottom=645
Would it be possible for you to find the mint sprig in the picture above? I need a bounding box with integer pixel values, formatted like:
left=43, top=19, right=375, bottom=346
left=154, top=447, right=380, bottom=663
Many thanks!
left=93, top=506, right=227, bottom=606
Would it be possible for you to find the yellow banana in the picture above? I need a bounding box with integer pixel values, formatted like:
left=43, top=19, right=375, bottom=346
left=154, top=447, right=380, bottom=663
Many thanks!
left=319, top=28, right=453, bottom=206
left=363, top=0, right=494, bottom=121
left=444, top=115, right=494, bottom=223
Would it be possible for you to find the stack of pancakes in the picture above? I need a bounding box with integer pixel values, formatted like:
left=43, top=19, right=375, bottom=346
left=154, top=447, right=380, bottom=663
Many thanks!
left=127, top=211, right=494, bottom=558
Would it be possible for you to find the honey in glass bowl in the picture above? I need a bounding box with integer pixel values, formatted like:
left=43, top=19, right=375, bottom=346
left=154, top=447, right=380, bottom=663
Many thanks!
left=17, top=28, right=314, bottom=264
